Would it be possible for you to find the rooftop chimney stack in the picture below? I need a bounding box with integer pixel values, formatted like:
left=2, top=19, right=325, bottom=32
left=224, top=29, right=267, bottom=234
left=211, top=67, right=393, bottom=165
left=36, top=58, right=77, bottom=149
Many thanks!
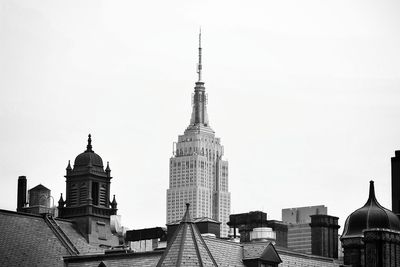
left=310, top=214, right=340, bottom=258
left=17, top=176, right=27, bottom=212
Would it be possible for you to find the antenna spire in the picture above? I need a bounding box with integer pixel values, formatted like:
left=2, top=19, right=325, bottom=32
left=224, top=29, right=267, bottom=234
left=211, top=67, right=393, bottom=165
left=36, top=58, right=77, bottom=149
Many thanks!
left=197, top=28, right=202, bottom=82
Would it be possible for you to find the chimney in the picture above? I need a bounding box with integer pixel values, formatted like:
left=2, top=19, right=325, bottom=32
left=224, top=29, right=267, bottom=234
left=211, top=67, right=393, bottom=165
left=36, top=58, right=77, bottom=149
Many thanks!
left=227, top=211, right=268, bottom=242
left=17, top=176, right=27, bottom=212
left=310, top=214, right=340, bottom=258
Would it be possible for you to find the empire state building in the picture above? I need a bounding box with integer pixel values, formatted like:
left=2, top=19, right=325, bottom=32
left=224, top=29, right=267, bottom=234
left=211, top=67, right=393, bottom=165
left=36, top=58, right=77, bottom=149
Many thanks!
left=166, top=33, right=231, bottom=237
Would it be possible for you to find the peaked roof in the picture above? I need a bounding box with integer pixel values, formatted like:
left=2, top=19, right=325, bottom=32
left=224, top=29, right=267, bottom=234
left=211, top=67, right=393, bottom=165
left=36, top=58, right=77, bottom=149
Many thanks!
left=243, top=243, right=282, bottom=263
left=157, top=204, right=218, bottom=267
left=29, top=184, right=50, bottom=191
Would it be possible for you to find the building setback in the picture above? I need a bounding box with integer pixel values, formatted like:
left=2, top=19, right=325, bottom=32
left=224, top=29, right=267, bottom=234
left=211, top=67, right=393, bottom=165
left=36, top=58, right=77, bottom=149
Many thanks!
left=166, top=32, right=231, bottom=237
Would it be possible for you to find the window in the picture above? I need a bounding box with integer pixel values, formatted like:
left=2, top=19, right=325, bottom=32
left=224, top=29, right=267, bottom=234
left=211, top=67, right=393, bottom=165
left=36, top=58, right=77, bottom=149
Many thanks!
left=79, top=184, right=88, bottom=205
left=69, top=184, right=78, bottom=206
left=92, top=182, right=99, bottom=206
left=99, top=184, right=107, bottom=206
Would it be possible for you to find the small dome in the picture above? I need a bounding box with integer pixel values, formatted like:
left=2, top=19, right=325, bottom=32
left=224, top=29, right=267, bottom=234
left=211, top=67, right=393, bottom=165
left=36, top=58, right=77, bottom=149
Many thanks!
left=73, top=134, right=104, bottom=171
left=341, top=181, right=400, bottom=239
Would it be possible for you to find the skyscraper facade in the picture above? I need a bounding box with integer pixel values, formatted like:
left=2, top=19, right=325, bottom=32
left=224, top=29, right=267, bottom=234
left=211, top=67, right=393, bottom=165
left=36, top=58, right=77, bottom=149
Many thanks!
left=282, top=205, right=328, bottom=254
left=166, top=33, right=231, bottom=237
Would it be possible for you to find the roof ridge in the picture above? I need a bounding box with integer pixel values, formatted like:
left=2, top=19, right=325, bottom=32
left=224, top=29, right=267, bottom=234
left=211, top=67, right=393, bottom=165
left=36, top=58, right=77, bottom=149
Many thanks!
left=190, top=225, right=204, bottom=266
left=44, top=214, right=80, bottom=255
left=176, top=223, right=187, bottom=266
left=0, top=209, right=43, bottom=218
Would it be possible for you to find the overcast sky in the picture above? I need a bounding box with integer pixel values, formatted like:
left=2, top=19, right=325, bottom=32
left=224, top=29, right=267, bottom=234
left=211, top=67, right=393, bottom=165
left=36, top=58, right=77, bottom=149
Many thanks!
left=1, top=0, right=400, bottom=231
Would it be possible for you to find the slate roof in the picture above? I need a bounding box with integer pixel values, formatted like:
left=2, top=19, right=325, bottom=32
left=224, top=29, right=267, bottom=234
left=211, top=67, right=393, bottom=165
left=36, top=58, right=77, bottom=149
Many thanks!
left=203, top=237, right=244, bottom=266
left=243, top=242, right=282, bottom=263
left=0, top=209, right=70, bottom=266
left=0, top=209, right=105, bottom=267
left=64, top=250, right=163, bottom=267
left=62, top=206, right=282, bottom=267
left=167, top=217, right=221, bottom=226
left=157, top=204, right=218, bottom=266
left=57, top=219, right=104, bottom=255
left=0, top=208, right=343, bottom=267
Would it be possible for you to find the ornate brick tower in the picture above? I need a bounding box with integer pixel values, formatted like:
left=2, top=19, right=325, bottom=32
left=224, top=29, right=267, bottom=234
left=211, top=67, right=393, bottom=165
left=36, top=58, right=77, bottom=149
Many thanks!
left=58, top=134, right=118, bottom=246
left=166, top=32, right=231, bottom=237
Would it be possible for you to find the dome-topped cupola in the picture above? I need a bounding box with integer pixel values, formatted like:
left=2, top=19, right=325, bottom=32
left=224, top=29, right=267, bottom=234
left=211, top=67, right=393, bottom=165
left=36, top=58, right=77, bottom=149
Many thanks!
left=59, top=134, right=118, bottom=246
left=341, top=181, right=400, bottom=266
left=73, top=134, right=104, bottom=172
left=341, top=180, right=400, bottom=239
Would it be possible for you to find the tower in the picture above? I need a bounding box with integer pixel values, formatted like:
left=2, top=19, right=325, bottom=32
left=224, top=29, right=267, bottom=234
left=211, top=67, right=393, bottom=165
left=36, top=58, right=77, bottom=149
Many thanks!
left=58, top=134, right=118, bottom=246
left=166, top=32, right=231, bottom=237
left=341, top=181, right=400, bottom=266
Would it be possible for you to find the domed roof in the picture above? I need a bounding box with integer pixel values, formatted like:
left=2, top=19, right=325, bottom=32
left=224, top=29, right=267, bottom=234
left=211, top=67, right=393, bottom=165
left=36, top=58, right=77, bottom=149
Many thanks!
left=341, top=181, right=400, bottom=239
left=73, top=134, right=104, bottom=170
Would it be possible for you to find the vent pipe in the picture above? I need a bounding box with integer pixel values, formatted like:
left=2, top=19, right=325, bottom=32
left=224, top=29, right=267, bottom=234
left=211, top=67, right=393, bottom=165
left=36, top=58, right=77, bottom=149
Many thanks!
left=250, top=227, right=276, bottom=243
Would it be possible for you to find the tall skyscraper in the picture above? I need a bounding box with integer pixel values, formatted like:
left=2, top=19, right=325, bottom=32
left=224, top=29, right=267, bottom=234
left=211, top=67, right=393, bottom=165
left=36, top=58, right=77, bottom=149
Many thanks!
left=166, top=32, right=231, bottom=237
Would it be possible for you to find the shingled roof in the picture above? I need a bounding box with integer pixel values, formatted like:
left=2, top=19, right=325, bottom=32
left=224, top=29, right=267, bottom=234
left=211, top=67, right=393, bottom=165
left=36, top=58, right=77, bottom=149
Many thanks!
left=243, top=242, right=282, bottom=263
left=0, top=209, right=104, bottom=267
left=157, top=203, right=218, bottom=267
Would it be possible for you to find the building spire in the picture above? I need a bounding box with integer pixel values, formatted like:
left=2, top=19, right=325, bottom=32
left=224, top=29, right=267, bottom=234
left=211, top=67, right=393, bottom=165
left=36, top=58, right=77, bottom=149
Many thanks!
left=189, top=30, right=210, bottom=127
left=86, top=134, right=93, bottom=152
left=197, top=28, right=202, bottom=82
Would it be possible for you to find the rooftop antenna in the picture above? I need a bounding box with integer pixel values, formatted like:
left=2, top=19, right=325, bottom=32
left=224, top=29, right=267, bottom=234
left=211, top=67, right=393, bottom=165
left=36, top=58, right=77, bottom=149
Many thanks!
left=197, top=28, right=202, bottom=82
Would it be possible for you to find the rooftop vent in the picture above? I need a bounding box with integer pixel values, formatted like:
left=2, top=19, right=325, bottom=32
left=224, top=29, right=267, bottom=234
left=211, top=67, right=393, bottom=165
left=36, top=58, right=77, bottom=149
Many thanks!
left=250, top=227, right=276, bottom=242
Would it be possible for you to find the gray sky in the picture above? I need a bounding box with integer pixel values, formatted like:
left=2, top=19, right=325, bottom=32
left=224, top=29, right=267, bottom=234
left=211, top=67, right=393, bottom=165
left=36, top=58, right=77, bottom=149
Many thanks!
left=1, top=0, right=400, bottom=230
